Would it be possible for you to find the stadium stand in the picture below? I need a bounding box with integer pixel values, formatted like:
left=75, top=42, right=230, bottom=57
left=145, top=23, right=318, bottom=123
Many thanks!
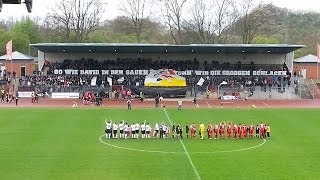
left=18, top=57, right=295, bottom=99
left=19, top=43, right=304, bottom=100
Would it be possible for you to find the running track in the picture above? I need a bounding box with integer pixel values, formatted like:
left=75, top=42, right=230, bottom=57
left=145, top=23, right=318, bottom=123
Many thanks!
left=1, top=98, right=320, bottom=108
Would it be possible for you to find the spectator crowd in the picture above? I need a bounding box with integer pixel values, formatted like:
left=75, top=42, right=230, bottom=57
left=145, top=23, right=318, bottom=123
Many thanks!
left=18, top=58, right=292, bottom=98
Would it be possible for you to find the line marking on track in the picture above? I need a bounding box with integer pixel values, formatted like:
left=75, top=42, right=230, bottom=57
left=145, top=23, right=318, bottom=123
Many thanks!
left=262, top=102, right=271, bottom=108
left=252, top=104, right=256, bottom=108
left=205, top=101, right=211, bottom=108
left=163, top=108, right=201, bottom=180
left=72, top=101, right=78, bottom=108
left=196, top=104, right=199, bottom=108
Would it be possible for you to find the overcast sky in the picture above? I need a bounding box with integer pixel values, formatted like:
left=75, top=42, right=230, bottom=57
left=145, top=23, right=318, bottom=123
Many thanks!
left=0, top=0, right=319, bottom=21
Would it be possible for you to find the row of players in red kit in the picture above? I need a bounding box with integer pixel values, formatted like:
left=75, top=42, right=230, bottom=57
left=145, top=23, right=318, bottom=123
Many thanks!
left=192, top=122, right=270, bottom=140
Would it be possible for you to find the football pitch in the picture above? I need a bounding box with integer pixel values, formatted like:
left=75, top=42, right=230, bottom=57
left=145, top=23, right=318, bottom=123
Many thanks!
left=0, top=108, right=320, bottom=180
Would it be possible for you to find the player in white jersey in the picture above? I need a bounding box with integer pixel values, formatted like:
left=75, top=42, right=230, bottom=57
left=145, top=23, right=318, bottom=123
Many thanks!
left=124, top=123, right=129, bottom=139
left=154, top=123, right=159, bottom=138
left=119, top=121, right=125, bottom=139
left=135, top=123, right=140, bottom=139
left=131, top=124, right=136, bottom=138
left=145, top=123, right=151, bottom=138
left=162, top=124, right=167, bottom=139
left=141, top=123, right=146, bottom=139
left=113, top=123, right=118, bottom=138
left=105, top=119, right=112, bottom=139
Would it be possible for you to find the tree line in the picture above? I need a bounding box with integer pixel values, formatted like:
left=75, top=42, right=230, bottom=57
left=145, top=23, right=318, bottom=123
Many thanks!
left=0, top=0, right=320, bottom=57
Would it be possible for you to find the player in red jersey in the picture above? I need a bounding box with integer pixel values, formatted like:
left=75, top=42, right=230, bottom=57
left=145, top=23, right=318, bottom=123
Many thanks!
left=233, top=124, right=238, bottom=139
left=238, top=124, right=243, bottom=139
left=214, top=123, right=219, bottom=139
left=207, top=124, right=213, bottom=139
left=259, top=122, right=265, bottom=139
left=249, top=123, right=254, bottom=138
left=227, top=123, right=232, bottom=139
left=190, top=124, right=196, bottom=139
left=243, top=124, right=248, bottom=138
left=220, top=122, right=226, bottom=139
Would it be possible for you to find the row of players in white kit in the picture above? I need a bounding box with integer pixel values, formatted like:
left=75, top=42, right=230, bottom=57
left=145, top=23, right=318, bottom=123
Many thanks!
left=105, top=120, right=169, bottom=139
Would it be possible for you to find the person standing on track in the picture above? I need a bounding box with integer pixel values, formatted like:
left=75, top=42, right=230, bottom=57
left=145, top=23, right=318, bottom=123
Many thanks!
left=127, top=99, right=132, bottom=111
left=1, top=89, right=5, bottom=102
left=15, top=91, right=19, bottom=106
left=178, top=99, right=182, bottom=110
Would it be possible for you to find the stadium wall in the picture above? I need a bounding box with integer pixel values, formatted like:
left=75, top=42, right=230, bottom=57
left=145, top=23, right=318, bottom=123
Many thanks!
left=293, top=63, right=319, bottom=79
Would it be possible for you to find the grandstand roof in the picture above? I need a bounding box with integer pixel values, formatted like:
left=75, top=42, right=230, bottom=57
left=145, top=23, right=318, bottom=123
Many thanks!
left=30, top=43, right=305, bottom=54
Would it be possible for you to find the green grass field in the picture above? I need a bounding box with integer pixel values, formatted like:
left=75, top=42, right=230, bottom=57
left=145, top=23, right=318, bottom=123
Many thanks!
left=1, top=108, right=320, bottom=180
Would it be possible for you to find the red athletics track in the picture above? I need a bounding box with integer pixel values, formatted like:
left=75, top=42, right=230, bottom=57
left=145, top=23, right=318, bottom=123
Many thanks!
left=0, top=98, right=320, bottom=108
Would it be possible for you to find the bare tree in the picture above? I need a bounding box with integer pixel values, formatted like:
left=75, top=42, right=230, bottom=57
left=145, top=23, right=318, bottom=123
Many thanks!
left=213, top=0, right=238, bottom=43
left=120, top=0, right=152, bottom=43
left=46, top=0, right=104, bottom=42
left=238, top=0, right=273, bottom=44
left=190, top=0, right=237, bottom=44
left=160, top=0, right=188, bottom=44
left=190, top=0, right=214, bottom=43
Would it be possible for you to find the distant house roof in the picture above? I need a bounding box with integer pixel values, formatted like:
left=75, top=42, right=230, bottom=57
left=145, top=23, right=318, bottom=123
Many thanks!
left=30, top=43, right=305, bottom=54
left=0, top=51, right=34, bottom=60
left=294, top=54, right=318, bottom=63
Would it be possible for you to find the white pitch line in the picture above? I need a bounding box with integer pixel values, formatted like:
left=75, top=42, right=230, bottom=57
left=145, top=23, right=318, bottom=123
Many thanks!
left=163, top=108, right=201, bottom=180
left=99, top=135, right=267, bottom=154
left=262, top=102, right=271, bottom=108
left=99, top=135, right=183, bottom=154
left=205, top=101, right=212, bottom=108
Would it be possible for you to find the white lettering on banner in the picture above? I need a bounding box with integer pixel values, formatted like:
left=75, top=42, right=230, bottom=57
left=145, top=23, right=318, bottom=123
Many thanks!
left=53, top=69, right=287, bottom=76
left=101, top=70, right=109, bottom=75
left=52, top=93, right=80, bottom=99
left=64, top=69, right=78, bottom=75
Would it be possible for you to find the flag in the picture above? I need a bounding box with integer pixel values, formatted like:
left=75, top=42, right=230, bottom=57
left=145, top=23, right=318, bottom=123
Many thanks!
left=117, top=77, right=124, bottom=83
left=91, top=77, right=97, bottom=86
left=6, top=39, right=13, bottom=61
left=197, top=77, right=205, bottom=86
left=107, top=77, right=113, bottom=86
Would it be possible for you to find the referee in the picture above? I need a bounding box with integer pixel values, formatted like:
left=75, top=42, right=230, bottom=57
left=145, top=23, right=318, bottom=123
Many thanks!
left=185, top=123, right=189, bottom=138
